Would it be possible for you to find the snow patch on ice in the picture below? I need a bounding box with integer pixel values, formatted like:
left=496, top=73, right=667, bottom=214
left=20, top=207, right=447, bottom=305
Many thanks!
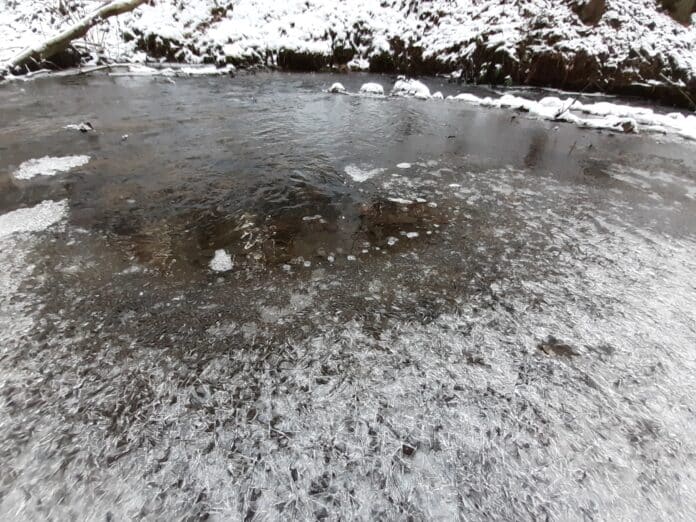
left=0, top=200, right=68, bottom=238
left=209, top=249, right=234, bottom=272
left=12, top=155, right=90, bottom=180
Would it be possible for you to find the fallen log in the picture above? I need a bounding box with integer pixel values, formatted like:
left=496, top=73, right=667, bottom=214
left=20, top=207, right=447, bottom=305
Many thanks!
left=4, top=0, right=148, bottom=73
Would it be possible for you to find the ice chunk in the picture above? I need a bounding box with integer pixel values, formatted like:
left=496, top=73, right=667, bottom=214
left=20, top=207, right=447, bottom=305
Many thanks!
left=64, top=122, right=94, bottom=133
left=359, top=83, right=384, bottom=95
left=0, top=200, right=67, bottom=237
left=329, top=82, right=346, bottom=93
left=388, top=197, right=413, bottom=204
left=209, top=249, right=233, bottom=272
left=450, top=93, right=483, bottom=104
left=12, top=155, right=90, bottom=180
left=345, top=165, right=385, bottom=182
left=391, top=78, right=431, bottom=98
left=447, top=91, right=694, bottom=138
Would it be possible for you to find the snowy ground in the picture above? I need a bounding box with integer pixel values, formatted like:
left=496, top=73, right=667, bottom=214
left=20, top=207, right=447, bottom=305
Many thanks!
left=0, top=73, right=695, bottom=520
left=1, top=0, right=696, bottom=104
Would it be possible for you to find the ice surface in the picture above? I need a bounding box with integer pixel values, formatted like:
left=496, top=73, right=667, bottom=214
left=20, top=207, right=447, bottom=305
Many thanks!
left=1, top=72, right=696, bottom=521
left=12, top=155, right=90, bottom=180
left=0, top=200, right=68, bottom=237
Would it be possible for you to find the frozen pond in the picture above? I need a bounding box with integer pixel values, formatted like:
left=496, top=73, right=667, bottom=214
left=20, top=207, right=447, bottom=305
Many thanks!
left=1, top=73, right=696, bottom=520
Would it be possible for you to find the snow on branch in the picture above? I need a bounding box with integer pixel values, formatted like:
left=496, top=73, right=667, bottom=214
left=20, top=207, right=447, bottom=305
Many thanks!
left=4, top=0, right=148, bottom=72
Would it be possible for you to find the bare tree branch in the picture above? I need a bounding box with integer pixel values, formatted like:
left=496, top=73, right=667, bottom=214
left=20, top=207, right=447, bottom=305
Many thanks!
left=5, top=0, right=148, bottom=72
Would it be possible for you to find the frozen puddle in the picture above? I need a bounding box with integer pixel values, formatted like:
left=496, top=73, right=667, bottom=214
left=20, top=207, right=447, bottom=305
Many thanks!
left=12, top=155, right=90, bottom=180
left=0, top=200, right=68, bottom=237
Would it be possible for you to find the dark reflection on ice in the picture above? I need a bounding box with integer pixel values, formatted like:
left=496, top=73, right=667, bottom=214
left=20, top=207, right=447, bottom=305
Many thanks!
left=0, top=73, right=695, bottom=521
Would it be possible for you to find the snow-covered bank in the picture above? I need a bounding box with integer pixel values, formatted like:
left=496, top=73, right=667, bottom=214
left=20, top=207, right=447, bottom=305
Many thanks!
left=1, top=0, right=695, bottom=106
